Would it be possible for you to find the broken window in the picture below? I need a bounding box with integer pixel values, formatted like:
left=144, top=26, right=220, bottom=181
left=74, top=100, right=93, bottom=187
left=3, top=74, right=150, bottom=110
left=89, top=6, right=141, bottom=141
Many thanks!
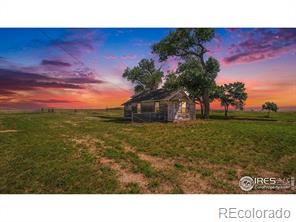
left=154, top=101, right=160, bottom=113
left=137, top=103, right=141, bottom=113
left=181, top=101, right=187, bottom=113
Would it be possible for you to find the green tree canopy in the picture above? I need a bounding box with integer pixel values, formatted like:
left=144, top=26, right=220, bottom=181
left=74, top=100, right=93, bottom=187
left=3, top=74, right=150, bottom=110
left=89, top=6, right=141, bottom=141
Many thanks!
left=122, top=59, right=164, bottom=94
left=163, top=72, right=180, bottom=90
left=262, top=101, right=278, bottom=117
left=152, top=28, right=220, bottom=118
left=162, top=57, right=219, bottom=116
left=217, top=82, right=248, bottom=117
left=152, top=28, right=215, bottom=62
left=177, top=58, right=209, bottom=100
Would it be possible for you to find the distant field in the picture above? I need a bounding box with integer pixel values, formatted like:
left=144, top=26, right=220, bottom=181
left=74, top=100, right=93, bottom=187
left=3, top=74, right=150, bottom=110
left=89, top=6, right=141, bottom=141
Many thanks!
left=0, top=109, right=295, bottom=193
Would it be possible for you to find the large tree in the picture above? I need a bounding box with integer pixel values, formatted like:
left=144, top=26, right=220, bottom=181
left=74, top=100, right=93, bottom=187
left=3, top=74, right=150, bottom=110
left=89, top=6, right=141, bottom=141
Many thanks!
left=217, top=82, right=248, bottom=117
left=163, top=72, right=180, bottom=90
left=122, top=59, right=163, bottom=94
left=177, top=57, right=219, bottom=116
left=152, top=28, right=220, bottom=118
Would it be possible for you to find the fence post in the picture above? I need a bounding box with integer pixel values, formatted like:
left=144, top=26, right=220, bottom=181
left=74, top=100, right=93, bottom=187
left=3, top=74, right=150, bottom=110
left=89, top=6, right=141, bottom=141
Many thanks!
left=131, top=112, right=134, bottom=123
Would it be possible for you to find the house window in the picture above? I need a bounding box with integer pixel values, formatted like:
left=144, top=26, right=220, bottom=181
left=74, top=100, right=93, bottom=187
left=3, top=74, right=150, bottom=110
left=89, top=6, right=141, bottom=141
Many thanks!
left=136, top=103, right=141, bottom=113
left=154, top=101, right=160, bottom=113
left=181, top=101, right=187, bottom=113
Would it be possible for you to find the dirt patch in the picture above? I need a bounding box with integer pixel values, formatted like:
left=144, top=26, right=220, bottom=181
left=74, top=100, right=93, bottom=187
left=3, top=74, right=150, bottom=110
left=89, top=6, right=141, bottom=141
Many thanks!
left=178, top=171, right=209, bottom=193
left=121, top=143, right=179, bottom=193
left=100, top=157, right=150, bottom=192
left=170, top=159, right=283, bottom=193
left=0, top=130, right=18, bottom=133
left=71, top=135, right=104, bottom=156
left=122, top=128, right=133, bottom=132
left=123, top=143, right=174, bottom=170
left=123, top=144, right=134, bottom=152
left=138, top=153, right=173, bottom=170
left=122, top=143, right=189, bottom=193
left=85, top=117, right=100, bottom=120
left=64, top=120, right=78, bottom=126
left=71, top=137, right=151, bottom=193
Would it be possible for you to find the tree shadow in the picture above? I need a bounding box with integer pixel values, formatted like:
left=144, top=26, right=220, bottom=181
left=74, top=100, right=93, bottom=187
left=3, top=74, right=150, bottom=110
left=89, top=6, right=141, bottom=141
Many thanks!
left=94, top=113, right=278, bottom=124
left=93, top=114, right=168, bottom=124
left=207, top=115, right=277, bottom=122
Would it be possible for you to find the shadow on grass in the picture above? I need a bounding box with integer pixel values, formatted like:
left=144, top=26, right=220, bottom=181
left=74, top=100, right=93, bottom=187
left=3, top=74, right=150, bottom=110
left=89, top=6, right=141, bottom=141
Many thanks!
left=205, top=115, right=277, bottom=122
left=93, top=114, right=168, bottom=124
left=95, top=113, right=279, bottom=124
left=92, top=115, right=130, bottom=124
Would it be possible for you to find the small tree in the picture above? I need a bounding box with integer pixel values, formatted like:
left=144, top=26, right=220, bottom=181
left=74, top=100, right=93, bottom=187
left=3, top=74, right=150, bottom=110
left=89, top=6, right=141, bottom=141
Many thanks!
left=122, top=59, right=164, bottom=94
left=262, top=102, right=278, bottom=117
left=217, top=82, right=248, bottom=117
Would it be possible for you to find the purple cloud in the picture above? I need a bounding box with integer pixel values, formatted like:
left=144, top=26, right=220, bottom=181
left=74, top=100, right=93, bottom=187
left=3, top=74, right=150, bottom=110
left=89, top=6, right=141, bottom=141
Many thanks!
left=0, top=89, right=16, bottom=96
left=64, top=77, right=104, bottom=84
left=41, top=59, right=71, bottom=67
left=32, top=99, right=76, bottom=103
left=0, top=68, right=105, bottom=95
left=223, top=29, right=296, bottom=64
left=104, top=54, right=137, bottom=60
left=46, top=29, right=103, bottom=56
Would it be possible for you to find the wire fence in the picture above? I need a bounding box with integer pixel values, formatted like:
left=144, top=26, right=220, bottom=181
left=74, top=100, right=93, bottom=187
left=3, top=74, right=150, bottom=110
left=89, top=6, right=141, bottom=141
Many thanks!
left=131, top=112, right=165, bottom=122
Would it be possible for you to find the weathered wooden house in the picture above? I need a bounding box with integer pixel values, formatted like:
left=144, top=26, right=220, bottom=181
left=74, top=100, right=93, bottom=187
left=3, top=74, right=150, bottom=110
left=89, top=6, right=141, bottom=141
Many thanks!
left=122, top=89, right=196, bottom=122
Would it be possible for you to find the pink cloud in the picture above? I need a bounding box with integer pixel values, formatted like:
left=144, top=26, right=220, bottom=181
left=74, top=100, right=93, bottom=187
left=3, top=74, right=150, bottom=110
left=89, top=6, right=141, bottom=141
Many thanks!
left=216, top=70, right=296, bottom=109
left=104, top=54, right=137, bottom=60
left=223, top=29, right=296, bottom=65
left=44, top=29, right=104, bottom=57
left=104, top=55, right=117, bottom=60
left=208, top=35, right=222, bottom=56
left=223, top=46, right=294, bottom=65
left=0, top=67, right=105, bottom=97
left=120, top=54, right=137, bottom=59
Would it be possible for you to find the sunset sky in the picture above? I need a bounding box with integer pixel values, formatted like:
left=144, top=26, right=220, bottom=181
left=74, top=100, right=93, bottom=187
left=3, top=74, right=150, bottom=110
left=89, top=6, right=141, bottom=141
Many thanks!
left=0, top=28, right=295, bottom=110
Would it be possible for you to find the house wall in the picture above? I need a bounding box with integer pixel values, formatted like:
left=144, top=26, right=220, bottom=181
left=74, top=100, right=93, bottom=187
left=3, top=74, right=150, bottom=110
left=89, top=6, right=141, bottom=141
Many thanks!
left=167, top=101, right=174, bottom=121
left=160, top=101, right=168, bottom=121
left=123, top=92, right=196, bottom=122
left=167, top=100, right=196, bottom=122
left=124, top=101, right=168, bottom=122
left=124, top=103, right=139, bottom=118
left=124, top=104, right=131, bottom=118
left=141, top=101, right=154, bottom=112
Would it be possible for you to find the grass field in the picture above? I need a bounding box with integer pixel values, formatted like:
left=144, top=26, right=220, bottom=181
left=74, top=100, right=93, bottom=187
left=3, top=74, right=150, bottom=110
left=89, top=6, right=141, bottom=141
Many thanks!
left=0, top=109, right=295, bottom=194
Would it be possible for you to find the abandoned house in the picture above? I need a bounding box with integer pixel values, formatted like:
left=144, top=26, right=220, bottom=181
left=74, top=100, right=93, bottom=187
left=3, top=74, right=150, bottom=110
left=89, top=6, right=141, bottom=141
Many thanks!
left=122, top=89, right=196, bottom=122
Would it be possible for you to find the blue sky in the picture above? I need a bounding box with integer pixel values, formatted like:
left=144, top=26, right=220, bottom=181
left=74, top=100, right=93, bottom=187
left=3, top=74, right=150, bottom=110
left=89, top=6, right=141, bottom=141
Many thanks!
left=0, top=28, right=295, bottom=109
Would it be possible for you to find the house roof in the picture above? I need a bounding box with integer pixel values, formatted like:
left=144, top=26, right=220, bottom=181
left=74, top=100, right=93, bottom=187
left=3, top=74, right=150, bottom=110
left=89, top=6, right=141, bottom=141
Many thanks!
left=122, top=89, right=190, bottom=105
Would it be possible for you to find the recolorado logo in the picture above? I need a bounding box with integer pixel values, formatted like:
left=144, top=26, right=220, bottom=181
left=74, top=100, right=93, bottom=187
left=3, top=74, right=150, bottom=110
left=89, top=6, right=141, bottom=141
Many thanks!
left=219, top=208, right=291, bottom=219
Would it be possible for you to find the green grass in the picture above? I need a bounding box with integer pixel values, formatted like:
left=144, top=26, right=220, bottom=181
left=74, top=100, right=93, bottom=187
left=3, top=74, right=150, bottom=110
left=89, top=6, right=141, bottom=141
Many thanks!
left=0, top=109, right=295, bottom=193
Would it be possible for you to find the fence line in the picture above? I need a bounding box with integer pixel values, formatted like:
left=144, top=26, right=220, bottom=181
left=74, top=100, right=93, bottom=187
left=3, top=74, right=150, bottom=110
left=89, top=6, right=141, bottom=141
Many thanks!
left=131, top=112, right=165, bottom=122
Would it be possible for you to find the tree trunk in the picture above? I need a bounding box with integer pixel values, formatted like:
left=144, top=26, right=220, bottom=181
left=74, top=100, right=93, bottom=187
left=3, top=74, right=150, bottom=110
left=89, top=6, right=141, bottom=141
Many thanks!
left=224, top=105, right=228, bottom=118
left=199, top=54, right=210, bottom=119
left=200, top=102, right=204, bottom=117
left=202, top=89, right=210, bottom=119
